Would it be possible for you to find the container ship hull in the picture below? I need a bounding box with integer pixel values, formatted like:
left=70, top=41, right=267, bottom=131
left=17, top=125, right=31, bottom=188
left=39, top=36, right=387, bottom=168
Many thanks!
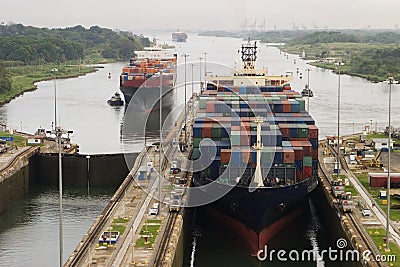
left=194, top=176, right=317, bottom=255
left=120, top=76, right=175, bottom=111
left=191, top=40, right=319, bottom=255
left=172, top=31, right=188, bottom=42
left=119, top=42, right=177, bottom=111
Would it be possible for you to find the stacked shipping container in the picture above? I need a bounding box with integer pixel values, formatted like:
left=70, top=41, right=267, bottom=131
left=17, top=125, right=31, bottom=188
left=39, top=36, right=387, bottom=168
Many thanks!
left=192, top=85, right=318, bottom=186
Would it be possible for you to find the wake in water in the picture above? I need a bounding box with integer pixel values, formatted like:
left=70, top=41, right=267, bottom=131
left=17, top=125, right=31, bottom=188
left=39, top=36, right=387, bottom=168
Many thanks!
left=307, top=198, right=325, bottom=267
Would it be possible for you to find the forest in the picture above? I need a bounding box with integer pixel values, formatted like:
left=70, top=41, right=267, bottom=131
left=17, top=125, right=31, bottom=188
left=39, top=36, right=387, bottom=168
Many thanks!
left=0, top=24, right=150, bottom=102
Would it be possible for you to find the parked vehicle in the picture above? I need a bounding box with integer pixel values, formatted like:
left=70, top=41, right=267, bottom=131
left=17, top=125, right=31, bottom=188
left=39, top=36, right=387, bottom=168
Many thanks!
left=362, top=208, right=372, bottom=217
left=149, top=203, right=160, bottom=215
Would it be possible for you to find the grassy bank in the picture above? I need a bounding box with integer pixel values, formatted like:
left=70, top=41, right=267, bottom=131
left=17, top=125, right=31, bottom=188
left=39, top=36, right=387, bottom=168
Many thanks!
left=1, top=52, right=116, bottom=105
left=281, top=42, right=400, bottom=83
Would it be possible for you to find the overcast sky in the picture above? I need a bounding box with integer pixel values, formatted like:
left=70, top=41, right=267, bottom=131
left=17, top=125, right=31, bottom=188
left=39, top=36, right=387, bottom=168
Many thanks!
left=1, top=0, right=399, bottom=31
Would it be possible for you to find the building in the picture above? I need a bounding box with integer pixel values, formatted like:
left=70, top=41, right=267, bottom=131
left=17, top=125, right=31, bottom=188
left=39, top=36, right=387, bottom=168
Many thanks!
left=371, top=138, right=394, bottom=151
left=369, top=173, right=400, bottom=187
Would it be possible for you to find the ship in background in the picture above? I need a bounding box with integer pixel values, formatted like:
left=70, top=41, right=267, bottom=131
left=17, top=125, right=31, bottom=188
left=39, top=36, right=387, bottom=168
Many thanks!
left=172, top=31, right=188, bottom=42
left=191, top=40, right=319, bottom=255
left=119, top=40, right=177, bottom=112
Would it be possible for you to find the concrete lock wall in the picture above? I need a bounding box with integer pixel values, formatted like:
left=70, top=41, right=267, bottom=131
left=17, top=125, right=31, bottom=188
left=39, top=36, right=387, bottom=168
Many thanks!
left=0, top=165, right=29, bottom=214
left=29, top=153, right=135, bottom=187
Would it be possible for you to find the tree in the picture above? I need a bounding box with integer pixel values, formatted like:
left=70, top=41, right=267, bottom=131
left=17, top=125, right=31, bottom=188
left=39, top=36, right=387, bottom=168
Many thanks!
left=0, top=61, right=12, bottom=93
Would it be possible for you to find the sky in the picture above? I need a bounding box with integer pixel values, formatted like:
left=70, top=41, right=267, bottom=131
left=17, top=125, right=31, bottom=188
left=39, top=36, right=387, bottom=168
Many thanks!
left=1, top=0, right=399, bottom=32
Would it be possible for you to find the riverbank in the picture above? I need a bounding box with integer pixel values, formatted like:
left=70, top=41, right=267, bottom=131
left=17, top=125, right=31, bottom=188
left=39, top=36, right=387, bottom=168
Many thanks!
left=1, top=58, right=116, bottom=105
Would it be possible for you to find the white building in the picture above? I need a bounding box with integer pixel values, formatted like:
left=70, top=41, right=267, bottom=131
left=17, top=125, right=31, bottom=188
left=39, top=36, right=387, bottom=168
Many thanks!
left=371, top=138, right=394, bottom=151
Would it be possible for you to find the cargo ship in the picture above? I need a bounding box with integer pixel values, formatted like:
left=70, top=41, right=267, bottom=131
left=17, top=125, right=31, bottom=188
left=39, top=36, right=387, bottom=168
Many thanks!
left=191, top=40, right=319, bottom=255
left=119, top=41, right=177, bottom=111
left=172, top=31, right=188, bottom=42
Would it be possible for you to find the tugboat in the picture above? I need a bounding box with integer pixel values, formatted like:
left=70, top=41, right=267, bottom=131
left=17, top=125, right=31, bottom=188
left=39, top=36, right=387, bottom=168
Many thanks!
left=107, top=92, right=124, bottom=106
left=301, top=84, right=313, bottom=97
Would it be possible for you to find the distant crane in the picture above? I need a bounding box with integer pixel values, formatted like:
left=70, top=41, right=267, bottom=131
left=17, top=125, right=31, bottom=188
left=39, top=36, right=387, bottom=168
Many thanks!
left=258, top=19, right=266, bottom=32
left=249, top=19, right=257, bottom=31
left=240, top=19, right=248, bottom=31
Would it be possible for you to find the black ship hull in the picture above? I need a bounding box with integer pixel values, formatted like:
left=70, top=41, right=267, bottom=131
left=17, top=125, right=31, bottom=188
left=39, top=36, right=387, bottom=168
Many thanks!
left=193, top=175, right=318, bottom=254
left=120, top=85, right=174, bottom=112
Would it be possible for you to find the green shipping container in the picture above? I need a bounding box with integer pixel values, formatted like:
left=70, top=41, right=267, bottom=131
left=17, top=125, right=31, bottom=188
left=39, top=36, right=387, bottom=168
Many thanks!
left=303, top=156, right=312, bottom=167
left=298, top=124, right=309, bottom=138
left=192, top=148, right=201, bottom=159
left=193, top=137, right=202, bottom=148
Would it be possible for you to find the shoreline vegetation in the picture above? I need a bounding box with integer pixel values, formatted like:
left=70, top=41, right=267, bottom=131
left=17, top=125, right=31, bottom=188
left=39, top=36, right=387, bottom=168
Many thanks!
left=0, top=23, right=150, bottom=104
left=200, top=29, right=400, bottom=83
left=1, top=62, right=101, bottom=104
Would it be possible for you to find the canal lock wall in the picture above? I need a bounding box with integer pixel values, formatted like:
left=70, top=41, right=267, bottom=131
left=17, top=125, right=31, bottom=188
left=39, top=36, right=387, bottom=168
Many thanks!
left=0, top=151, right=135, bottom=214
left=0, top=147, right=39, bottom=214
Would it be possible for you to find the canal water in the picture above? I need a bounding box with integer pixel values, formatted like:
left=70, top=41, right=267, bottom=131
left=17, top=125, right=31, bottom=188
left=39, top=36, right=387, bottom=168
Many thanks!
left=0, top=30, right=399, bottom=266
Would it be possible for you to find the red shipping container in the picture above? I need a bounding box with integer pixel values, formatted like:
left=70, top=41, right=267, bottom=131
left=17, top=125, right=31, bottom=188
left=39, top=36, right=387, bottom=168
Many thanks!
left=278, top=123, right=290, bottom=138
left=282, top=101, right=291, bottom=112
left=303, top=166, right=312, bottom=178
left=206, top=102, right=215, bottom=112
left=369, top=173, right=400, bottom=187
left=220, top=149, right=231, bottom=163
left=308, top=125, right=318, bottom=139
left=283, top=148, right=295, bottom=163
left=289, top=138, right=309, bottom=141
left=291, top=141, right=312, bottom=156
left=292, top=146, right=303, bottom=160
left=312, top=148, right=318, bottom=159
left=202, top=124, right=212, bottom=138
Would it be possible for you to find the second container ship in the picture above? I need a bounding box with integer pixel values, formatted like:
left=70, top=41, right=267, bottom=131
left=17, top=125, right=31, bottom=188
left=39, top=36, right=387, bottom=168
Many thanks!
left=191, top=40, right=319, bottom=255
left=119, top=41, right=177, bottom=111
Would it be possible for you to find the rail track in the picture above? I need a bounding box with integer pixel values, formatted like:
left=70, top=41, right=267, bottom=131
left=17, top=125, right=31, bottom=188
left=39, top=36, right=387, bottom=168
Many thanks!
left=318, top=143, right=387, bottom=267
left=65, top=147, right=150, bottom=266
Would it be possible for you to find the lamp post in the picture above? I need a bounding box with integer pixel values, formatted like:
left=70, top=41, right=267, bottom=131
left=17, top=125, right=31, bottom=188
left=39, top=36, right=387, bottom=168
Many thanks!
left=86, top=155, right=90, bottom=195
left=51, top=67, right=64, bottom=267
left=191, top=63, right=194, bottom=97
left=305, top=68, right=311, bottom=112
left=335, top=62, right=344, bottom=180
left=370, top=119, right=373, bottom=134
left=385, top=76, right=398, bottom=251
left=182, top=54, right=189, bottom=145
left=204, top=52, right=208, bottom=90
left=199, top=57, right=203, bottom=92
left=159, top=70, right=163, bottom=214
left=52, top=68, right=58, bottom=127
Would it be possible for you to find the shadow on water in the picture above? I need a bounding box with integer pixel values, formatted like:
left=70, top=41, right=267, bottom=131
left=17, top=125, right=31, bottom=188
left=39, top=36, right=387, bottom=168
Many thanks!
left=0, top=185, right=116, bottom=267
left=184, top=190, right=362, bottom=267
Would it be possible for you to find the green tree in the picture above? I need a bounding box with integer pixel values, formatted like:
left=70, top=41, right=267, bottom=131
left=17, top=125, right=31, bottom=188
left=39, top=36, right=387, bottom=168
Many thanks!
left=0, top=61, right=11, bottom=93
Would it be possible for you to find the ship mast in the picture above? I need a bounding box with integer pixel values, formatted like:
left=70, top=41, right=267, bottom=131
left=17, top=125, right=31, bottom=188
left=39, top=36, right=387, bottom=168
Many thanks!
left=252, top=117, right=264, bottom=188
left=240, top=38, right=257, bottom=73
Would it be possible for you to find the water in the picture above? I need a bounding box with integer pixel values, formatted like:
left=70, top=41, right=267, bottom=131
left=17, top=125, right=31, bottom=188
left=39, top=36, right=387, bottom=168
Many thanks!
left=0, top=185, right=115, bottom=266
left=0, top=31, right=398, bottom=266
